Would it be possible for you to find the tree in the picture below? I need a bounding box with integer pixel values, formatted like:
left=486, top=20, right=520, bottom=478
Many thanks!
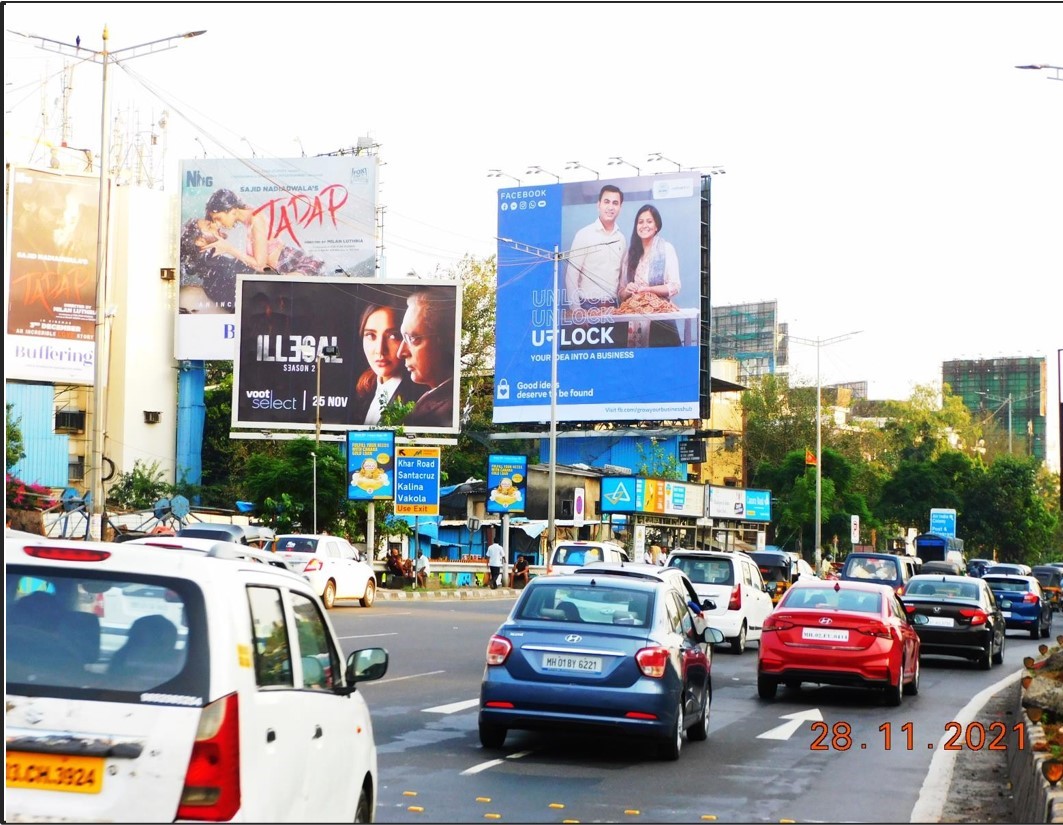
left=634, top=438, right=683, bottom=480
left=108, top=460, right=175, bottom=511
left=962, top=455, right=1055, bottom=563
left=243, top=438, right=346, bottom=533
left=6, top=403, right=26, bottom=470
left=741, top=374, right=818, bottom=489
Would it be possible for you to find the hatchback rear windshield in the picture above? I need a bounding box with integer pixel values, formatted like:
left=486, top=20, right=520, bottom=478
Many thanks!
left=983, top=577, right=1032, bottom=592
left=668, top=556, right=734, bottom=586
left=7, top=565, right=209, bottom=704
left=842, top=557, right=900, bottom=581
left=276, top=537, right=319, bottom=554
left=783, top=587, right=882, bottom=613
left=516, top=581, right=653, bottom=627
left=552, top=545, right=605, bottom=566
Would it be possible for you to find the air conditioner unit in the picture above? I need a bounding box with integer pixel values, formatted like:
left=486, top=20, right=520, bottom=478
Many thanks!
left=144, top=411, right=162, bottom=424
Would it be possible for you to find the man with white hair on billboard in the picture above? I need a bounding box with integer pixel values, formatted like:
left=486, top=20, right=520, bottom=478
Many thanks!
left=398, top=286, right=456, bottom=427
left=564, top=184, right=626, bottom=313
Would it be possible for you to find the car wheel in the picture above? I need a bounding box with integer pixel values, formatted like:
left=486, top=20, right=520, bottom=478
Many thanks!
left=360, top=579, right=376, bottom=608
left=1042, top=616, right=1052, bottom=638
left=1031, top=623, right=1041, bottom=640
left=730, top=622, right=747, bottom=655
left=979, top=641, right=992, bottom=670
left=757, top=673, right=778, bottom=700
left=991, top=631, right=1005, bottom=665
left=479, top=721, right=506, bottom=749
left=659, top=698, right=683, bottom=761
left=353, top=787, right=371, bottom=823
left=884, top=668, right=903, bottom=707
left=323, top=580, right=336, bottom=610
left=687, top=684, right=709, bottom=742
left=903, top=656, right=920, bottom=696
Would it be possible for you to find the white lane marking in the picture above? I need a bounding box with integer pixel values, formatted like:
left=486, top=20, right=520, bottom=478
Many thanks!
left=910, top=668, right=1021, bottom=823
left=338, top=632, right=399, bottom=640
left=757, top=708, right=824, bottom=740
left=506, top=751, right=531, bottom=760
left=462, top=758, right=505, bottom=775
left=371, top=669, right=446, bottom=686
left=424, top=698, right=480, bottom=714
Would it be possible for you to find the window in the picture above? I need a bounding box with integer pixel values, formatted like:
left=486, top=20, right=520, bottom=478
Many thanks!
left=55, top=409, right=86, bottom=432
left=248, top=586, right=293, bottom=688
left=291, top=592, right=339, bottom=690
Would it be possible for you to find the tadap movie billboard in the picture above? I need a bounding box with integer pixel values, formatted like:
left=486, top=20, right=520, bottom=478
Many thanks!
left=6, top=168, right=100, bottom=384
left=493, top=172, right=707, bottom=424
left=177, top=156, right=378, bottom=360
left=232, top=276, right=461, bottom=434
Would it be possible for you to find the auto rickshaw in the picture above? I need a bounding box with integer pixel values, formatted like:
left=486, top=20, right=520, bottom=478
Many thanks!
left=749, top=549, right=795, bottom=605
left=1032, top=565, right=1063, bottom=612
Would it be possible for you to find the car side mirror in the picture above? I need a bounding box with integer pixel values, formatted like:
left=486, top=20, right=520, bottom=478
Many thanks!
left=703, top=627, right=725, bottom=645
left=341, top=647, right=389, bottom=695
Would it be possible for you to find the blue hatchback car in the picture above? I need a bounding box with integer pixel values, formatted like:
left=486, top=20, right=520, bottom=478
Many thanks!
left=479, top=572, right=724, bottom=760
left=982, top=574, right=1053, bottom=639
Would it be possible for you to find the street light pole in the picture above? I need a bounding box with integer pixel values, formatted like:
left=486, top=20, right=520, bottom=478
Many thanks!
left=497, top=236, right=618, bottom=563
left=313, top=344, right=338, bottom=535
left=13, top=26, right=206, bottom=536
left=788, top=330, right=861, bottom=567
left=311, top=451, right=318, bottom=534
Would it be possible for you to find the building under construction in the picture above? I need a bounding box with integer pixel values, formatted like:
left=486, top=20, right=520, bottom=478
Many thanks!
left=710, top=301, right=787, bottom=383
left=943, top=356, right=1047, bottom=462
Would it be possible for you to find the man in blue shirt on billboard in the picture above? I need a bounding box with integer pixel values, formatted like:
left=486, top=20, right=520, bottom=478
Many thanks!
left=564, top=184, right=626, bottom=313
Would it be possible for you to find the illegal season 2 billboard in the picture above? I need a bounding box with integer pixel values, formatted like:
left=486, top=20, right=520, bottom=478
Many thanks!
left=177, top=156, right=378, bottom=360
left=493, top=172, right=707, bottom=424
left=233, top=276, right=461, bottom=434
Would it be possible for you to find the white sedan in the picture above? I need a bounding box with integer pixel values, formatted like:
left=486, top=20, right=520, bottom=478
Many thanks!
left=271, top=534, right=377, bottom=609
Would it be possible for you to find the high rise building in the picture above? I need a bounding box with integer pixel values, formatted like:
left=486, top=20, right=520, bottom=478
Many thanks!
left=711, top=301, right=787, bottom=383
left=942, top=356, right=1047, bottom=462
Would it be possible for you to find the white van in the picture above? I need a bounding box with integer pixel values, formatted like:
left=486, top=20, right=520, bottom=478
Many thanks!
left=548, top=540, right=629, bottom=574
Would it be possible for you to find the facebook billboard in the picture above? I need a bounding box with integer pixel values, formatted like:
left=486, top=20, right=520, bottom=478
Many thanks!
left=493, top=172, right=707, bottom=423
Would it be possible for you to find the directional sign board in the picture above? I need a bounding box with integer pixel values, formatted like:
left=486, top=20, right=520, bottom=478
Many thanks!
left=394, top=446, right=441, bottom=517
left=929, top=508, right=957, bottom=539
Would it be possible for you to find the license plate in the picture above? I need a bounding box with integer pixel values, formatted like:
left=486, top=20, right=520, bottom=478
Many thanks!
left=542, top=653, right=602, bottom=674
left=6, top=752, right=104, bottom=794
left=802, top=627, right=849, bottom=642
left=926, top=616, right=955, bottom=627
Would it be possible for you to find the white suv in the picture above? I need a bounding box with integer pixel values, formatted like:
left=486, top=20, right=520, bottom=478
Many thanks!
left=271, top=534, right=377, bottom=609
left=5, top=530, right=387, bottom=822
left=667, top=549, right=774, bottom=654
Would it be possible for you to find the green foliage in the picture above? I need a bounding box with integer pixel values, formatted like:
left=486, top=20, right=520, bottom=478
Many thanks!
left=6, top=403, right=26, bottom=470
left=634, top=438, right=683, bottom=480
left=244, top=438, right=346, bottom=533
left=107, top=460, right=174, bottom=511
left=961, top=456, right=1056, bottom=562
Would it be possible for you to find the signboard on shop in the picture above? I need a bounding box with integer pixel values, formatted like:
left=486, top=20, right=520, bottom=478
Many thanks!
left=706, top=486, right=772, bottom=523
left=599, top=477, right=704, bottom=517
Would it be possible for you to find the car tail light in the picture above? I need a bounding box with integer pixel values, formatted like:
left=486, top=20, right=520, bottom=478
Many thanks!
left=727, top=585, right=741, bottom=611
left=903, top=603, right=916, bottom=614
left=958, top=608, right=988, bottom=626
left=1023, top=592, right=1039, bottom=604
left=856, top=621, right=892, bottom=639
left=24, top=545, right=111, bottom=562
left=762, top=615, right=794, bottom=632
left=303, top=558, right=323, bottom=574
left=486, top=635, right=512, bottom=666
left=635, top=646, right=670, bottom=678
left=177, top=692, right=240, bottom=821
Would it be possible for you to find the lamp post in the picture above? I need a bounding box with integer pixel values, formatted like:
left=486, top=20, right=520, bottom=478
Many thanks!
left=607, top=156, right=640, bottom=175
left=1015, top=64, right=1063, bottom=81
left=497, top=236, right=618, bottom=562
left=976, top=389, right=1041, bottom=455
left=647, top=152, right=683, bottom=171
left=787, top=330, right=862, bottom=568
left=313, top=344, right=338, bottom=535
left=525, top=165, right=560, bottom=182
left=487, top=169, right=521, bottom=186
left=564, top=160, right=599, bottom=179
left=13, top=26, right=206, bottom=536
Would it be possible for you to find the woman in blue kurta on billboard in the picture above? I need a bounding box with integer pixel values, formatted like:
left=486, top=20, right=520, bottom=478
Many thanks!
left=619, top=204, right=682, bottom=347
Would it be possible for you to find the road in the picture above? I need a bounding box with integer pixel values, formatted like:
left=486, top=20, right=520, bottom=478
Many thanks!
left=328, top=598, right=1040, bottom=823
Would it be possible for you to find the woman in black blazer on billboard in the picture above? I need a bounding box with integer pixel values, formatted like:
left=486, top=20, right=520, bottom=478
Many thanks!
left=351, top=302, right=424, bottom=424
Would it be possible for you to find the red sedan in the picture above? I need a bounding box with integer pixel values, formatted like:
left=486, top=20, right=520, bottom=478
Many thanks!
left=757, top=579, right=923, bottom=706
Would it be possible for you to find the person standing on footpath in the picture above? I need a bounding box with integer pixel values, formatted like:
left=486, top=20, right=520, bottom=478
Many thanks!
left=486, top=535, right=505, bottom=589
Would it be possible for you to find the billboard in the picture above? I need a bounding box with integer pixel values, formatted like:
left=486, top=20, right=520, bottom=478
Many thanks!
left=486, top=454, right=528, bottom=514
left=600, top=477, right=705, bottom=517
left=233, top=276, right=461, bottom=433
left=493, top=172, right=706, bottom=423
left=347, top=431, right=395, bottom=501
left=706, top=486, right=772, bottom=523
left=6, top=168, right=100, bottom=384
left=177, top=156, right=378, bottom=360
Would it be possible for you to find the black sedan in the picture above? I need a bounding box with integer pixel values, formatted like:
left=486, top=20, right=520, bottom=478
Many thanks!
left=900, top=574, right=1006, bottom=669
left=479, top=572, right=724, bottom=760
